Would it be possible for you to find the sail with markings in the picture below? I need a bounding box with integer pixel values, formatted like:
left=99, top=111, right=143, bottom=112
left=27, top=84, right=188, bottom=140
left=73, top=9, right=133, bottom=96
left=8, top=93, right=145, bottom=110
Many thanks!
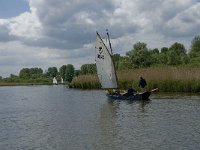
left=95, top=32, right=118, bottom=89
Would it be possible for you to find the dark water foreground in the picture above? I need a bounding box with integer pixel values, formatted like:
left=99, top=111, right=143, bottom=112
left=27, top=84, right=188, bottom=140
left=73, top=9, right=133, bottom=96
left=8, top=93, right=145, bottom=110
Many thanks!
left=0, top=86, right=200, bottom=150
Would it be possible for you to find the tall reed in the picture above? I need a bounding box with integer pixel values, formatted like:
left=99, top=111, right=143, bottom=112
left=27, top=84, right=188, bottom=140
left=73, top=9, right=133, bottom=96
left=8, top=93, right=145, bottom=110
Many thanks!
left=71, top=66, right=200, bottom=92
left=71, top=74, right=101, bottom=89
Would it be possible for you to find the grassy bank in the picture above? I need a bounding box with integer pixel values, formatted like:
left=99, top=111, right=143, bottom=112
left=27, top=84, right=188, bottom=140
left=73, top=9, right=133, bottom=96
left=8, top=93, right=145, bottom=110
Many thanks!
left=0, top=77, right=52, bottom=86
left=70, top=66, right=200, bottom=93
left=0, top=82, right=52, bottom=86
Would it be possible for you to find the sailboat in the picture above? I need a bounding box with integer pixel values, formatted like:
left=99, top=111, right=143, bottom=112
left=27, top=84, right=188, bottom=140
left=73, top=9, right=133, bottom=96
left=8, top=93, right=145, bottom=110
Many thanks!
left=53, top=77, right=58, bottom=85
left=61, top=77, right=64, bottom=84
left=95, top=31, right=153, bottom=100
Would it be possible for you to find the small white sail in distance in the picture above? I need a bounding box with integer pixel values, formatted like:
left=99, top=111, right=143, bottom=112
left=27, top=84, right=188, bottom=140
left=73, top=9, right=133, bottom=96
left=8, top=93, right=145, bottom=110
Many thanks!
left=95, top=32, right=118, bottom=89
left=61, top=77, right=64, bottom=84
left=53, top=77, right=58, bottom=84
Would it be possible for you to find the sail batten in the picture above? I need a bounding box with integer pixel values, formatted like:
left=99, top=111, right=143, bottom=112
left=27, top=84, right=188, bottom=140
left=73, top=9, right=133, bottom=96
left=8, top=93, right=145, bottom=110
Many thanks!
left=95, top=32, right=118, bottom=89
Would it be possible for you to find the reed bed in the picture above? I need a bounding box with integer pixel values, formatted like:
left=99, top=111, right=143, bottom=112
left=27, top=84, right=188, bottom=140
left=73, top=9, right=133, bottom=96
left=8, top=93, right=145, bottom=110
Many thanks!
left=71, top=74, right=101, bottom=89
left=71, top=66, right=200, bottom=93
left=117, top=66, right=200, bottom=81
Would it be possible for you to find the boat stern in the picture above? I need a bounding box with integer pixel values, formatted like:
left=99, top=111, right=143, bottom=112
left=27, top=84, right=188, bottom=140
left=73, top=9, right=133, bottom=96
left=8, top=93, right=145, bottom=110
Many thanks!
left=142, top=91, right=151, bottom=100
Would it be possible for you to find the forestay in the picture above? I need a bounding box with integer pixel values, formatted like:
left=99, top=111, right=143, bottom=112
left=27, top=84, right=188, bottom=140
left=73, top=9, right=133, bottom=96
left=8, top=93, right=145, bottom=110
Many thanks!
left=95, top=32, right=118, bottom=89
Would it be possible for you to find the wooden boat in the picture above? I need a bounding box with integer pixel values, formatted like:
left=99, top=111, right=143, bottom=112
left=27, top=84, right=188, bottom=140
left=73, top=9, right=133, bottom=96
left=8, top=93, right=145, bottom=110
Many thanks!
left=106, top=91, right=151, bottom=100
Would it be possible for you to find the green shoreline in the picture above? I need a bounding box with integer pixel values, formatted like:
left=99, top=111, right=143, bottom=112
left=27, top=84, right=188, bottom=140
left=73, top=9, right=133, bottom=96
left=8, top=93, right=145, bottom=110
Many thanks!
left=1, top=67, right=200, bottom=93
left=0, top=81, right=200, bottom=93
left=0, top=82, right=53, bottom=86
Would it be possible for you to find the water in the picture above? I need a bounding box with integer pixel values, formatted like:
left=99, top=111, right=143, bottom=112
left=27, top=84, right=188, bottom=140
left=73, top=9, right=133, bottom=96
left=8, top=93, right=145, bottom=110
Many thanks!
left=0, top=86, right=200, bottom=150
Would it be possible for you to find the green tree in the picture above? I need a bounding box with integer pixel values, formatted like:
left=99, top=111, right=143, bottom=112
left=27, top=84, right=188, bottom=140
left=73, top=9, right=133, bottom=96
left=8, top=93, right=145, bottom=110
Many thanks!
left=158, top=53, right=168, bottom=64
left=10, top=74, right=18, bottom=78
left=169, top=42, right=186, bottom=55
left=161, top=47, right=168, bottom=54
left=149, top=48, right=160, bottom=65
left=188, top=35, right=200, bottom=65
left=29, top=68, right=43, bottom=78
left=126, top=42, right=151, bottom=68
left=80, top=65, right=87, bottom=75
left=149, top=48, right=159, bottom=55
left=191, top=35, right=200, bottom=53
left=118, top=56, right=132, bottom=70
left=167, top=42, right=186, bottom=65
left=47, top=67, right=58, bottom=78
left=112, top=53, right=121, bottom=70
left=74, top=70, right=81, bottom=77
left=59, top=65, right=67, bottom=80
left=80, top=64, right=97, bottom=75
left=133, top=42, right=148, bottom=51
left=19, top=68, right=30, bottom=79
left=65, top=64, right=75, bottom=82
left=126, top=42, right=148, bottom=58
left=167, top=51, right=182, bottom=65
left=182, top=55, right=190, bottom=64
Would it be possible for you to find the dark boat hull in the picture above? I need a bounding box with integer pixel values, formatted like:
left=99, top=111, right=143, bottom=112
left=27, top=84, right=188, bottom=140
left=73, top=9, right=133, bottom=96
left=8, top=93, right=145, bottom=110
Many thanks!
left=106, top=91, right=151, bottom=100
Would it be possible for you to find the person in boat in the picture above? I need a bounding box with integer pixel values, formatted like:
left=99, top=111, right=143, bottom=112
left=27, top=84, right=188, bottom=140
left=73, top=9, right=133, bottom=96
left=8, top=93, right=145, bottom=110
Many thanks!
left=139, top=76, right=147, bottom=89
left=123, top=88, right=137, bottom=96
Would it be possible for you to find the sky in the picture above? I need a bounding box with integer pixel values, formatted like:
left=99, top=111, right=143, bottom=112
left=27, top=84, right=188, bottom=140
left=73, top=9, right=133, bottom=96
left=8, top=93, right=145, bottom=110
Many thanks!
left=0, top=0, right=200, bottom=77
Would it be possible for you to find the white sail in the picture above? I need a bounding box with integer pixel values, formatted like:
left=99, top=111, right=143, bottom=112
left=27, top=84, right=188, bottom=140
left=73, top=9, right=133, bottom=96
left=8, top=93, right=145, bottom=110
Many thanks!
left=53, top=77, right=58, bottom=84
left=95, top=32, right=118, bottom=89
left=61, top=77, right=64, bottom=84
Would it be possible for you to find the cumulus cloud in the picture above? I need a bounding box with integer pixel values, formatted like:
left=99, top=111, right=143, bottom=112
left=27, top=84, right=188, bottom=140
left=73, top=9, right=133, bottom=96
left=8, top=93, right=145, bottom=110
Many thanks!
left=163, top=3, right=200, bottom=37
left=9, top=12, right=42, bottom=39
left=2, top=0, right=200, bottom=48
left=0, top=19, right=15, bottom=41
left=0, top=0, right=200, bottom=76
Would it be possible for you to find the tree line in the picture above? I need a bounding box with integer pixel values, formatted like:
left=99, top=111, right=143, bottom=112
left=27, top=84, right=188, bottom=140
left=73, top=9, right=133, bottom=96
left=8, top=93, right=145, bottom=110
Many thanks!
left=113, top=35, right=200, bottom=70
left=0, top=64, right=97, bottom=83
left=0, top=35, right=200, bottom=83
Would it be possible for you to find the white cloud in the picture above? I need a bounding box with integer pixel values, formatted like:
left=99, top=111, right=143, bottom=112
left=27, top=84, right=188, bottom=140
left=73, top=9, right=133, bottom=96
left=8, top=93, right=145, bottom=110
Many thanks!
left=0, top=0, right=200, bottom=77
left=9, top=11, right=42, bottom=40
left=164, top=3, right=200, bottom=36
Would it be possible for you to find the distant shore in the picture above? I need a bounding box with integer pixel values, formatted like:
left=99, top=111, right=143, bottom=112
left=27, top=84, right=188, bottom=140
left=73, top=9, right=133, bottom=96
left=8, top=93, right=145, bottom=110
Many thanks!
left=1, top=66, right=200, bottom=93
left=0, top=82, right=53, bottom=86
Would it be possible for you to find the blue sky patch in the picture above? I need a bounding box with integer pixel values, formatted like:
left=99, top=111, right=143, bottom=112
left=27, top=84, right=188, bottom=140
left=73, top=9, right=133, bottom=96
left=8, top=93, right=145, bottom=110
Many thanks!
left=0, top=0, right=29, bottom=18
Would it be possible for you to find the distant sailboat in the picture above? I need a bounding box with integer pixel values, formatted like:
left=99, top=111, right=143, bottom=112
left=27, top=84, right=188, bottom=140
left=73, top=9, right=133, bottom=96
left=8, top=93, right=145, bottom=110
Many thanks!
left=53, top=77, right=58, bottom=85
left=61, top=77, right=64, bottom=84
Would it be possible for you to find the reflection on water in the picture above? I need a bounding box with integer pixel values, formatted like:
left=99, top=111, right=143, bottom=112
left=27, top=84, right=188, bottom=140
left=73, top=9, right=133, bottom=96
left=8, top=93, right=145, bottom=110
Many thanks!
left=96, top=100, right=119, bottom=149
left=0, top=86, right=200, bottom=150
left=97, top=93, right=200, bottom=150
left=97, top=100, right=151, bottom=150
left=96, top=99, right=152, bottom=149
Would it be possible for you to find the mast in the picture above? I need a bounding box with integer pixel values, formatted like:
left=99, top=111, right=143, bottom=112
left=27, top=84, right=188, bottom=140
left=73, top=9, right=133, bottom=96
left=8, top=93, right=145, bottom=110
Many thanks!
left=106, top=29, right=113, bottom=54
left=106, top=29, right=119, bottom=90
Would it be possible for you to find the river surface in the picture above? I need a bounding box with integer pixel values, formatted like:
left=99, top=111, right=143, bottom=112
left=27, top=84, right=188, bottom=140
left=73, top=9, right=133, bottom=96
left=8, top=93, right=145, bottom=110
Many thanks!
left=0, top=85, right=200, bottom=150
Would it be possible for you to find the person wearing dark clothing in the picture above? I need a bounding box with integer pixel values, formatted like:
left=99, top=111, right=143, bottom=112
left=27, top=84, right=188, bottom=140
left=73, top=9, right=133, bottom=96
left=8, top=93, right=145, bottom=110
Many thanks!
left=127, top=88, right=136, bottom=95
left=123, top=88, right=136, bottom=96
left=139, top=76, right=147, bottom=88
